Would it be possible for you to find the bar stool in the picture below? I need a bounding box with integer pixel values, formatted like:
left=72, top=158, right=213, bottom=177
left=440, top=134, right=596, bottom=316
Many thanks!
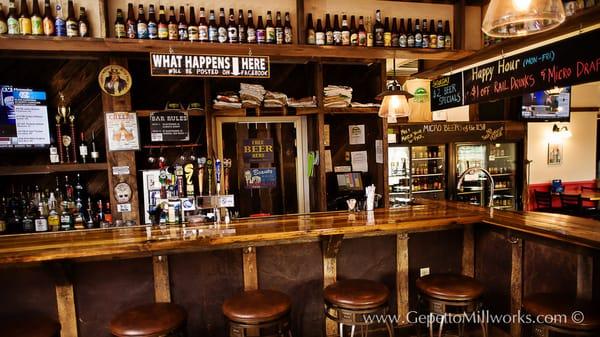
left=110, top=303, right=187, bottom=337
left=0, top=315, right=60, bottom=337
left=416, top=273, right=487, bottom=337
left=522, top=293, right=600, bottom=336
left=324, top=279, right=394, bottom=337
left=222, top=289, right=292, bottom=337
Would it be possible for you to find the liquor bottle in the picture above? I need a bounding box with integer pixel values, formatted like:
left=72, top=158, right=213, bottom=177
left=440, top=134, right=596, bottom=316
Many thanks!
left=104, top=202, right=112, bottom=225
left=265, top=11, right=275, bottom=44
left=42, top=0, right=54, bottom=36
left=157, top=6, right=167, bottom=40
left=147, top=5, right=157, bottom=39
left=373, top=10, right=384, bottom=47
left=198, top=7, right=208, bottom=42
left=22, top=204, right=35, bottom=233
left=7, top=0, right=19, bottom=34
left=429, top=19, right=437, bottom=49
left=341, top=15, right=350, bottom=46
left=65, top=0, right=77, bottom=37
left=414, top=19, right=422, bottom=48
left=54, top=177, right=63, bottom=204
left=167, top=6, right=177, bottom=40
left=207, top=9, right=217, bottom=42
left=444, top=20, right=452, bottom=49
left=284, top=12, right=292, bottom=44
left=47, top=192, right=59, bottom=231
left=54, top=1, right=65, bottom=36
left=324, top=14, right=333, bottom=45
left=95, top=200, right=104, bottom=226
left=391, top=18, right=399, bottom=47
left=315, top=18, right=324, bottom=45
left=0, top=4, right=7, bottom=35
left=177, top=6, right=188, bottom=41
left=349, top=15, right=358, bottom=46
left=31, top=0, right=42, bottom=35
left=256, top=15, right=265, bottom=43
left=78, top=7, right=88, bottom=37
left=406, top=18, right=414, bottom=48
left=187, top=6, right=198, bottom=41
left=421, top=19, right=429, bottom=48
left=399, top=18, right=406, bottom=47
left=90, top=131, right=99, bottom=163
left=217, top=8, right=227, bottom=43
left=35, top=202, right=48, bottom=232
left=237, top=9, right=245, bottom=43
left=135, top=4, right=147, bottom=39
left=366, top=16, right=373, bottom=47
left=114, top=8, right=125, bottom=38
left=59, top=201, right=73, bottom=230
left=19, top=0, right=31, bottom=35
left=64, top=175, right=73, bottom=202
left=357, top=16, right=366, bottom=46
left=437, top=20, right=445, bottom=49
left=246, top=10, right=255, bottom=43
left=78, top=132, right=88, bottom=163
left=383, top=17, right=391, bottom=47
left=332, top=14, right=341, bottom=45
left=274, top=11, right=283, bottom=44
left=227, top=8, right=237, bottom=43
left=125, top=3, right=136, bottom=38
left=85, top=197, right=95, bottom=229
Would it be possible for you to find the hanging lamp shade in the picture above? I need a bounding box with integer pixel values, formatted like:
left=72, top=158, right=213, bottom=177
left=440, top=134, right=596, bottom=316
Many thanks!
left=376, top=83, right=414, bottom=118
left=482, top=0, right=565, bottom=38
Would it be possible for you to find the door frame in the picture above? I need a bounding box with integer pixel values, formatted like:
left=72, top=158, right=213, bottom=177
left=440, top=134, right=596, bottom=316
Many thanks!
left=215, top=116, right=310, bottom=214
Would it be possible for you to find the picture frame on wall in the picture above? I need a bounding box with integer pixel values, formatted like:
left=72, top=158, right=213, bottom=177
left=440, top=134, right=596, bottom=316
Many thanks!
left=548, top=143, right=563, bottom=165
left=105, top=112, right=140, bottom=151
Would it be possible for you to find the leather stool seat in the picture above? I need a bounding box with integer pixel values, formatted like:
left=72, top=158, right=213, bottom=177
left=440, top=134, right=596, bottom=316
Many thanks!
left=416, top=273, right=484, bottom=301
left=0, top=315, right=60, bottom=337
left=324, top=279, right=390, bottom=310
left=523, top=293, right=600, bottom=331
left=223, top=289, right=291, bottom=325
left=110, top=303, right=187, bottom=337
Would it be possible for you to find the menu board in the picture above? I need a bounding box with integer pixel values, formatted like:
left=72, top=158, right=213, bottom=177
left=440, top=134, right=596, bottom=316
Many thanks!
left=396, top=122, right=505, bottom=145
left=0, top=86, right=50, bottom=148
left=150, top=53, right=270, bottom=78
left=430, top=73, right=464, bottom=111
left=150, top=110, right=190, bottom=142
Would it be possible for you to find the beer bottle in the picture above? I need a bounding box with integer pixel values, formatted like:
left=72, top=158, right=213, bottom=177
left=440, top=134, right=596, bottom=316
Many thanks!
left=147, top=4, right=157, bottom=39
left=237, top=9, right=246, bottom=43
left=157, top=5, right=167, bottom=40
left=125, top=3, right=135, bottom=39
left=274, top=11, right=283, bottom=44
left=444, top=20, right=452, bottom=49
left=436, top=20, right=444, bottom=49
left=383, top=17, right=391, bottom=47
left=324, top=14, right=333, bottom=45
left=341, top=15, right=350, bottom=46
left=332, top=14, right=341, bottom=45
left=366, top=16, right=373, bottom=47
left=217, top=7, right=227, bottom=43
left=188, top=6, right=198, bottom=41
left=227, top=8, right=237, bottom=43
left=77, top=7, right=88, bottom=37
left=256, top=15, right=265, bottom=43
left=207, top=9, right=217, bottom=42
left=429, top=19, right=437, bottom=49
left=65, top=0, right=77, bottom=37
left=265, top=11, right=275, bottom=44
left=399, top=18, right=406, bottom=47
left=198, top=7, right=208, bottom=42
left=406, top=18, right=414, bottom=48
left=373, top=10, right=384, bottom=47
left=41, top=0, right=53, bottom=35
left=357, top=16, right=366, bottom=46
left=421, top=19, right=429, bottom=48
left=414, top=19, right=422, bottom=48
left=114, top=8, right=125, bottom=38
left=315, top=18, right=324, bottom=45
left=177, top=6, right=188, bottom=40
left=349, top=15, right=357, bottom=46
left=391, top=18, right=399, bottom=47
left=136, top=4, right=147, bottom=39
left=167, top=6, right=177, bottom=41
left=0, top=4, right=7, bottom=34
left=54, top=2, right=65, bottom=36
left=31, top=0, right=42, bottom=35
left=246, top=10, right=255, bottom=43
left=19, top=0, right=31, bottom=35
left=284, top=12, right=292, bottom=44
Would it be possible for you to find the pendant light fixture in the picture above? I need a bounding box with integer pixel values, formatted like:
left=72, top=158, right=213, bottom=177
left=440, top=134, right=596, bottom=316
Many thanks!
left=377, top=57, right=413, bottom=118
left=482, top=0, right=565, bottom=38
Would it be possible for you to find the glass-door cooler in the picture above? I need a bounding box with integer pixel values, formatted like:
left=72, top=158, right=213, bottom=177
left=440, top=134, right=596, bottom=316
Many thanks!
left=455, top=144, right=487, bottom=206
left=487, top=143, right=517, bottom=210
left=410, top=145, right=446, bottom=200
left=388, top=146, right=411, bottom=207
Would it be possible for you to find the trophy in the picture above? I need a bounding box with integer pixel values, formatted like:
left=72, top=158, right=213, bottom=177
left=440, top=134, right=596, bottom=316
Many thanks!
left=56, top=93, right=77, bottom=164
left=69, top=115, right=77, bottom=163
left=55, top=115, right=64, bottom=163
left=62, top=135, right=72, bottom=163
left=197, top=157, right=206, bottom=196
left=223, top=159, right=232, bottom=195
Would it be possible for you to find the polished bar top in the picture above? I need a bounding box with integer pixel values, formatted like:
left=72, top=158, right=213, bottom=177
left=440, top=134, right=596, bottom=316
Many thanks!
left=0, top=201, right=598, bottom=265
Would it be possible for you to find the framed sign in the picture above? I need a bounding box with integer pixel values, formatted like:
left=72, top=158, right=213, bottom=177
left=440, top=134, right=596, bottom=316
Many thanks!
left=150, top=53, right=270, bottom=78
left=150, top=110, right=190, bottom=142
left=548, top=143, right=563, bottom=165
left=105, top=112, right=140, bottom=151
left=243, top=138, right=274, bottom=163
left=98, top=65, right=132, bottom=97
left=243, top=168, right=277, bottom=189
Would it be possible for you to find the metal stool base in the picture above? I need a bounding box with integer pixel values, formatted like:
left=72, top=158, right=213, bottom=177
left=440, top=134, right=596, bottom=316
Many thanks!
left=324, top=302, right=394, bottom=337
left=228, top=314, right=292, bottom=337
left=416, top=294, right=488, bottom=337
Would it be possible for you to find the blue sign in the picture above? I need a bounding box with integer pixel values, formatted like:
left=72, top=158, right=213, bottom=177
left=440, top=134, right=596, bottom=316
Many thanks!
left=244, top=168, right=277, bottom=189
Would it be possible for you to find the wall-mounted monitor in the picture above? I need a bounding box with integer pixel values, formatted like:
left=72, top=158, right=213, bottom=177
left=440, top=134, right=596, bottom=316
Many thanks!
left=521, top=86, right=571, bottom=122
left=0, top=85, right=50, bottom=149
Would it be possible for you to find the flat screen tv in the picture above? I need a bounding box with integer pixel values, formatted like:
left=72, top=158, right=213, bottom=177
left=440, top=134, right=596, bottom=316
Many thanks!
left=0, top=85, right=50, bottom=149
left=521, top=86, right=570, bottom=122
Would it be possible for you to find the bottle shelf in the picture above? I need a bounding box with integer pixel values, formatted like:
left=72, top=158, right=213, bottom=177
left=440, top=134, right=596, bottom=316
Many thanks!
left=136, top=109, right=205, bottom=117
left=412, top=173, right=444, bottom=177
left=0, top=163, right=108, bottom=176
left=490, top=173, right=515, bottom=177
left=412, top=189, right=444, bottom=194
left=412, top=157, right=444, bottom=161
left=324, top=107, right=379, bottom=114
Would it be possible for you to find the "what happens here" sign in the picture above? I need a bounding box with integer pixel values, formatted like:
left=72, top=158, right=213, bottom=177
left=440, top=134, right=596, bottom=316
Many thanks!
left=150, top=53, right=270, bottom=78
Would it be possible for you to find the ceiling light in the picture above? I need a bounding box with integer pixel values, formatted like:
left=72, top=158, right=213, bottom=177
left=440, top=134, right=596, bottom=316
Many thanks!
left=482, top=0, right=565, bottom=38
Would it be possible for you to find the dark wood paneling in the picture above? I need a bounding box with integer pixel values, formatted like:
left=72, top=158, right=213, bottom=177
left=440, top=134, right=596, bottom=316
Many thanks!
left=170, top=250, right=244, bottom=337
left=73, top=257, right=154, bottom=337
left=257, top=243, right=323, bottom=337
left=523, top=240, right=578, bottom=297
left=0, top=265, right=58, bottom=320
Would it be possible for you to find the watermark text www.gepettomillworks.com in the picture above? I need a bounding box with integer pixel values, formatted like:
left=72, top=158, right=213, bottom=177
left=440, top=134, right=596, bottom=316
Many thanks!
left=362, top=310, right=585, bottom=326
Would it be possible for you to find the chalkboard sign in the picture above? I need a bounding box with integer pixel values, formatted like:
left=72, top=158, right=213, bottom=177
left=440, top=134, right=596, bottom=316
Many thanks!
left=150, top=110, right=190, bottom=142
left=396, top=122, right=506, bottom=145
left=464, top=29, right=600, bottom=104
left=431, top=72, right=464, bottom=111
left=150, top=53, right=270, bottom=78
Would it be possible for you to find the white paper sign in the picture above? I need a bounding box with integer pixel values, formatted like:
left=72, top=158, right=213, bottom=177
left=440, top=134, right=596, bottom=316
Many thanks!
left=348, top=125, right=365, bottom=145
left=351, top=151, right=369, bottom=172
left=334, top=166, right=352, bottom=173
left=375, top=140, right=383, bottom=164
left=324, top=124, right=330, bottom=147
left=324, top=150, right=333, bottom=173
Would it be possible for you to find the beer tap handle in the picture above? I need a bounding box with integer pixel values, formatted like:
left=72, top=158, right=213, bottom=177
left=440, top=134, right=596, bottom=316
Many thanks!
left=197, top=157, right=206, bottom=196
left=215, top=159, right=222, bottom=195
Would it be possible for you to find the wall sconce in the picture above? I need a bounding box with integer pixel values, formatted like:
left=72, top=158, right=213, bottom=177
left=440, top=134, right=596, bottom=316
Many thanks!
left=552, top=124, right=572, bottom=139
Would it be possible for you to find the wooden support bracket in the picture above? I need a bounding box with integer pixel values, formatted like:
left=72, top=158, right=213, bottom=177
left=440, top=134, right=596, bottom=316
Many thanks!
left=509, top=235, right=523, bottom=337
left=321, top=234, right=343, bottom=337
left=576, top=254, right=594, bottom=301
left=243, top=246, right=258, bottom=291
left=462, top=224, right=475, bottom=277
left=153, top=255, right=171, bottom=303
left=49, top=262, right=78, bottom=337
left=396, top=233, right=409, bottom=326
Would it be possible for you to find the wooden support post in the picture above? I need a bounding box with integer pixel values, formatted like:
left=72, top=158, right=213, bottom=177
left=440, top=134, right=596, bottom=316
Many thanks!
left=462, top=224, right=475, bottom=277
left=243, top=246, right=258, bottom=291
left=153, top=255, right=171, bottom=303
left=51, top=262, right=78, bottom=337
left=203, top=78, right=215, bottom=158
left=380, top=60, right=390, bottom=208
left=321, top=235, right=343, bottom=337
left=315, top=61, right=327, bottom=212
left=453, top=0, right=467, bottom=50
left=396, top=233, right=409, bottom=326
left=296, top=0, right=305, bottom=45
left=576, top=254, right=593, bottom=301
left=510, top=236, right=523, bottom=337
